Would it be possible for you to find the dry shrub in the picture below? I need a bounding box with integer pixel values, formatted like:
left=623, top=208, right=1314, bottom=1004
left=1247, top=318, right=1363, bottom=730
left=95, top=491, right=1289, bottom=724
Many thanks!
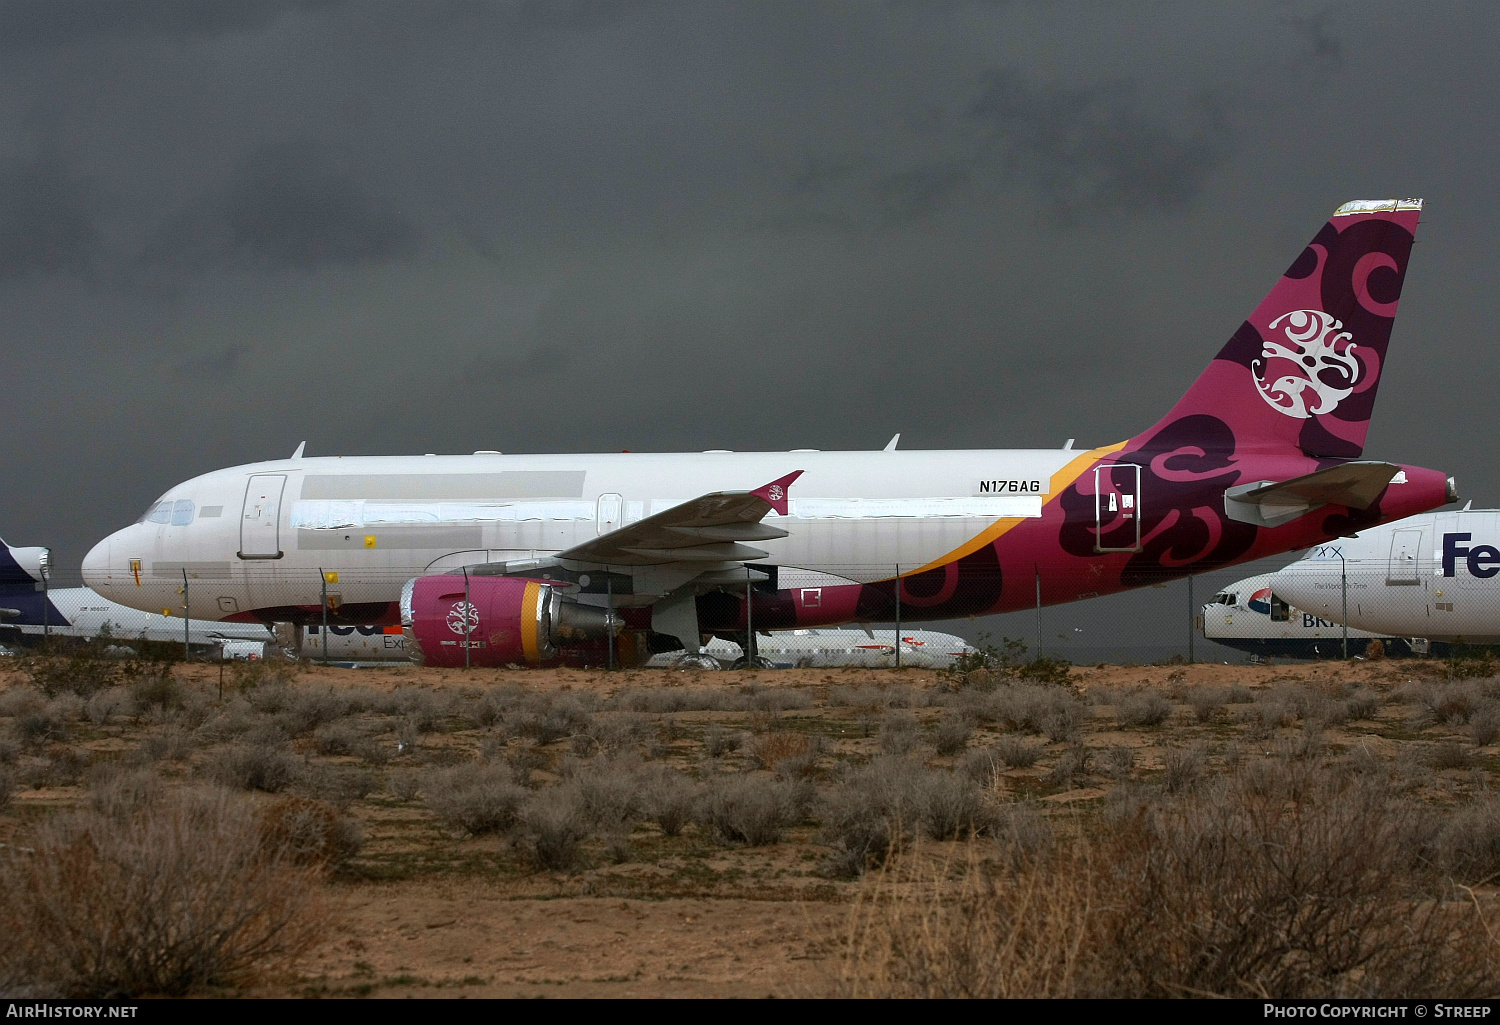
left=698, top=775, right=797, bottom=846
left=516, top=786, right=592, bottom=871
left=702, top=724, right=745, bottom=758
left=752, top=730, right=813, bottom=770
left=207, top=745, right=299, bottom=793
left=423, top=762, right=527, bottom=835
left=837, top=768, right=1500, bottom=997
left=1116, top=692, right=1172, bottom=727
left=1473, top=707, right=1500, bottom=748
left=934, top=712, right=973, bottom=756
left=993, top=735, right=1042, bottom=769
left=88, top=765, right=163, bottom=819
left=1366, top=638, right=1386, bottom=660
left=0, top=789, right=324, bottom=996
left=641, top=766, right=697, bottom=837
left=1185, top=689, right=1225, bottom=724
left=1161, top=746, right=1204, bottom=794
left=878, top=713, right=920, bottom=756
left=259, top=796, right=362, bottom=870
left=1428, top=741, right=1476, bottom=771
left=0, top=764, right=15, bottom=810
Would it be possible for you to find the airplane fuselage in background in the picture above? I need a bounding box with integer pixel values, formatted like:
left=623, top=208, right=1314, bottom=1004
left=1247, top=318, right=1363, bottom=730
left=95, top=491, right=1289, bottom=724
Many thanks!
left=1272, top=510, right=1500, bottom=643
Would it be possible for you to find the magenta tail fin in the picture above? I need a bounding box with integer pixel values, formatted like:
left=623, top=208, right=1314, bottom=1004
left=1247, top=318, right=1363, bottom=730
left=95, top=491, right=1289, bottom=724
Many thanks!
left=1143, top=198, right=1423, bottom=459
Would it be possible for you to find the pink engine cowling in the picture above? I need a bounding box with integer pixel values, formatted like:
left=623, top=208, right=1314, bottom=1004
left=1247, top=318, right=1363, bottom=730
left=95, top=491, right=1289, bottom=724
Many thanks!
left=400, top=574, right=620, bottom=667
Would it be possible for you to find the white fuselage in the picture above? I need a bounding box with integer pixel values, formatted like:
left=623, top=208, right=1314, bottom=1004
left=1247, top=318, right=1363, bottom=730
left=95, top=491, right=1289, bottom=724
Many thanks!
left=1271, top=509, right=1498, bottom=642
left=648, top=627, right=975, bottom=670
left=83, top=448, right=1074, bottom=621
left=1201, top=571, right=1391, bottom=657
left=4, top=586, right=272, bottom=648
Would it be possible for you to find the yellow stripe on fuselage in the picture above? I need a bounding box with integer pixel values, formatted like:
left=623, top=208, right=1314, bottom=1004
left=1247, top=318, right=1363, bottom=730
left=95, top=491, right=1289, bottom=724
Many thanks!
left=907, top=441, right=1128, bottom=576
left=521, top=580, right=542, bottom=662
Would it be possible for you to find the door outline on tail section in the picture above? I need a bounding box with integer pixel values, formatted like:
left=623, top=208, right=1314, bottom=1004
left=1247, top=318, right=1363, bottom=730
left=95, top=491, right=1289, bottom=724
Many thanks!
left=239, top=474, right=286, bottom=560
left=597, top=493, right=623, bottom=536
left=1094, top=463, right=1143, bottom=553
left=1387, top=528, right=1422, bottom=585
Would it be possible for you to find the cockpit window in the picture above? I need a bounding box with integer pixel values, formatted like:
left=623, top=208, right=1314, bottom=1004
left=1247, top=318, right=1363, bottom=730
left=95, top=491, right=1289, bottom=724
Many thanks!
left=1212, top=592, right=1236, bottom=606
left=140, top=498, right=195, bottom=525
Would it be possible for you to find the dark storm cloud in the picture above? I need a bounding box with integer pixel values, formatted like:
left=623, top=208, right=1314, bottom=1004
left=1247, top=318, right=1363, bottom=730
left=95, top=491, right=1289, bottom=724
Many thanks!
left=0, top=0, right=339, bottom=50
left=962, top=71, right=1228, bottom=217
left=0, top=155, right=104, bottom=279
left=149, top=141, right=420, bottom=271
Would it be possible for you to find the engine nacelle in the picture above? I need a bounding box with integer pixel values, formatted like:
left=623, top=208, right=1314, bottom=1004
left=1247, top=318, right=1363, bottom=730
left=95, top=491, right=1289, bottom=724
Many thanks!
left=400, top=574, right=620, bottom=667
left=1, top=545, right=49, bottom=589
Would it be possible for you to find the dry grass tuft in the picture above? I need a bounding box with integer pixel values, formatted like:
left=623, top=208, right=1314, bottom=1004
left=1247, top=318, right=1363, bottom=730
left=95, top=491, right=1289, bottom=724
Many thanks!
left=0, top=789, right=325, bottom=996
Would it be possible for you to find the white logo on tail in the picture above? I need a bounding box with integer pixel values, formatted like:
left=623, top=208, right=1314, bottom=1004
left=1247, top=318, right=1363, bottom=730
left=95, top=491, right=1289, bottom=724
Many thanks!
left=768, top=485, right=784, bottom=502
left=1253, top=310, right=1362, bottom=419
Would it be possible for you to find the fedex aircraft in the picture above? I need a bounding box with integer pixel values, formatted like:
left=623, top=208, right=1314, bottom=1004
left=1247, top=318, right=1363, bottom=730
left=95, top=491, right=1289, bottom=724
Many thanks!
left=82, top=199, right=1456, bottom=668
left=1271, top=506, right=1500, bottom=644
left=1201, top=570, right=1413, bottom=659
left=0, top=539, right=272, bottom=654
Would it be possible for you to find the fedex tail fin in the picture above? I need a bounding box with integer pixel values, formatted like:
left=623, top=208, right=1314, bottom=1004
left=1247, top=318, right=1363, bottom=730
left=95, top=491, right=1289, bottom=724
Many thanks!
left=1144, top=199, right=1423, bottom=459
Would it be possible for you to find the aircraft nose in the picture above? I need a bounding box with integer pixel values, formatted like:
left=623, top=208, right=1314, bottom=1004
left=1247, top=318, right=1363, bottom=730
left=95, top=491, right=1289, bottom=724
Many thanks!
left=82, top=536, right=113, bottom=590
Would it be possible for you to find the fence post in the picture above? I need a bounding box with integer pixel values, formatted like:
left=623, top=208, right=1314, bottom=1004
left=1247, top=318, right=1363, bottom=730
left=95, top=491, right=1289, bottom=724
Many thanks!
left=1187, top=574, right=1194, bottom=664
left=894, top=564, right=901, bottom=670
left=182, top=569, right=190, bottom=662
left=1035, top=568, right=1042, bottom=659
left=320, top=569, right=329, bottom=664
left=745, top=567, right=755, bottom=668
left=1341, top=554, right=1349, bottom=660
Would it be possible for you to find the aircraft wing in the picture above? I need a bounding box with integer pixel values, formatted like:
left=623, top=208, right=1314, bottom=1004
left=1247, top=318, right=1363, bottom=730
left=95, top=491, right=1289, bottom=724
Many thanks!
left=557, top=471, right=803, bottom=567
left=1224, top=461, right=1403, bottom=529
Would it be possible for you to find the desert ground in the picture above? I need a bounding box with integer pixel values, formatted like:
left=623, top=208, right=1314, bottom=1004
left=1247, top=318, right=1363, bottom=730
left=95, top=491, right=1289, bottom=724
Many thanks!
left=3, top=649, right=1500, bottom=998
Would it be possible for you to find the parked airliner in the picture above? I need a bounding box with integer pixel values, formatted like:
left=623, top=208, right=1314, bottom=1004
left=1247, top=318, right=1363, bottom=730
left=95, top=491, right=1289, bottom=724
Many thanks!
left=1272, top=506, right=1500, bottom=644
left=1201, top=570, right=1418, bottom=659
left=647, top=628, right=976, bottom=670
left=1, top=539, right=271, bottom=655
left=82, top=199, right=1455, bottom=667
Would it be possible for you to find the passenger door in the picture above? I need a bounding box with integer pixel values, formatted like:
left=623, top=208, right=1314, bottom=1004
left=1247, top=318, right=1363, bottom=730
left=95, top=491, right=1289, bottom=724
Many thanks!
left=239, top=474, right=286, bottom=559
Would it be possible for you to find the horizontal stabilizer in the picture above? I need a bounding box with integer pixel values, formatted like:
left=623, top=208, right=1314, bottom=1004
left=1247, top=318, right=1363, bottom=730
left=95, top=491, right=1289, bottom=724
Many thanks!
left=1224, top=461, right=1402, bottom=529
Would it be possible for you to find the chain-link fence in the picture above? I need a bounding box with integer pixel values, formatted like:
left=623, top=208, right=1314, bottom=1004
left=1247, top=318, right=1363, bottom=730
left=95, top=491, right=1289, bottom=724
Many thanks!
left=12, top=549, right=1461, bottom=668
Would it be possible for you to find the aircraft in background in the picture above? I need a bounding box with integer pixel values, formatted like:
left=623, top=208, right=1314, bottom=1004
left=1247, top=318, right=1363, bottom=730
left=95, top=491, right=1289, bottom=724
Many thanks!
left=1271, top=506, right=1500, bottom=645
left=1, top=539, right=272, bottom=656
left=82, top=199, right=1455, bottom=668
left=651, top=627, right=975, bottom=670
left=1201, top=570, right=1425, bottom=659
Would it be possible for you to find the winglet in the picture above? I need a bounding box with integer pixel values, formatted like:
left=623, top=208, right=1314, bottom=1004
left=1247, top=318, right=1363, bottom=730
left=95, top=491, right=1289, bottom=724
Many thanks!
left=291, top=441, right=306, bottom=459
left=884, top=434, right=900, bottom=452
left=751, top=470, right=803, bottom=516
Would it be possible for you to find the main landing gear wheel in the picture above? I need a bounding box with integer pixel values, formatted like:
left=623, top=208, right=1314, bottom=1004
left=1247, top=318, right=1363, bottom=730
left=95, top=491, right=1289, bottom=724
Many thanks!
left=670, top=653, right=724, bottom=671
left=728, top=656, right=775, bottom=670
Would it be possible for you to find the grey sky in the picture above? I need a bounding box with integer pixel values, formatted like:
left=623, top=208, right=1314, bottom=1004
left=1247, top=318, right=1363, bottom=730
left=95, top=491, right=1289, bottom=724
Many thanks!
left=3, top=0, right=1496, bottom=623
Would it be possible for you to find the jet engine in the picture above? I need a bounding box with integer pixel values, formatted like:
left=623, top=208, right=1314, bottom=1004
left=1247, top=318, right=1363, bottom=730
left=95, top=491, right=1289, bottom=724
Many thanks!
left=400, top=574, right=620, bottom=667
left=2, top=544, right=49, bottom=587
